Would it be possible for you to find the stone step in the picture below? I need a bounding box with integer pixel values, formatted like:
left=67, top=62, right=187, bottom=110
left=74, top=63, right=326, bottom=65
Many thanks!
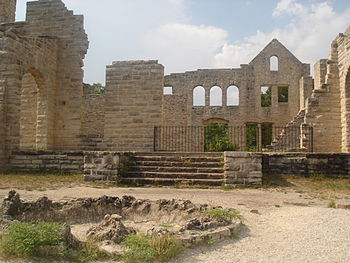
left=130, top=166, right=223, bottom=173
left=135, top=152, right=223, bottom=157
left=134, top=161, right=224, bottom=168
left=124, top=171, right=224, bottom=180
left=120, top=177, right=223, bottom=186
left=133, top=156, right=223, bottom=163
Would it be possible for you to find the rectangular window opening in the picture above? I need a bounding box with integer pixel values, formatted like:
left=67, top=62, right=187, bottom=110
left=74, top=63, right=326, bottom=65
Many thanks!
left=278, top=86, right=288, bottom=103
left=261, top=86, right=271, bottom=107
left=164, top=86, right=173, bottom=95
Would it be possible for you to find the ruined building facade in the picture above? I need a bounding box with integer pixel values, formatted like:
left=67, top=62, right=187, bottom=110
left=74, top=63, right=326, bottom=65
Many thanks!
left=0, top=0, right=350, bottom=171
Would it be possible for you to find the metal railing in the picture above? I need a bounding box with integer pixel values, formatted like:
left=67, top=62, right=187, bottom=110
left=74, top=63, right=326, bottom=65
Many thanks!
left=153, top=125, right=313, bottom=152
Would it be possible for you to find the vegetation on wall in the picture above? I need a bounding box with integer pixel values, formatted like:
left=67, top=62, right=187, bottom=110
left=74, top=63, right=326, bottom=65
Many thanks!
left=205, top=123, right=238, bottom=152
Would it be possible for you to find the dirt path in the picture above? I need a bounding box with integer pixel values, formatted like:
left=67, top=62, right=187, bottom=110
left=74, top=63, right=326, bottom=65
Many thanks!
left=1, top=187, right=349, bottom=263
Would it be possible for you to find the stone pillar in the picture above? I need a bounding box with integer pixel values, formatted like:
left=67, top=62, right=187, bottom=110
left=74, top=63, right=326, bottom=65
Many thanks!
left=299, top=76, right=313, bottom=110
left=314, top=59, right=327, bottom=89
left=0, top=80, right=6, bottom=170
left=0, top=0, right=16, bottom=23
left=224, top=152, right=262, bottom=185
left=103, top=60, right=164, bottom=151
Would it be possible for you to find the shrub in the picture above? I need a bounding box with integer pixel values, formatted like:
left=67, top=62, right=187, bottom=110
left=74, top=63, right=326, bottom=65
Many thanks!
left=203, top=208, right=240, bottom=221
left=122, top=233, right=184, bottom=263
left=205, top=124, right=238, bottom=152
left=0, top=222, right=64, bottom=258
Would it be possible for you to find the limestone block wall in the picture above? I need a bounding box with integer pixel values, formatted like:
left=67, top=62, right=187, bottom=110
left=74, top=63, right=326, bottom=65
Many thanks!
left=303, top=48, right=343, bottom=152
left=338, top=27, right=350, bottom=152
left=0, top=82, right=5, bottom=170
left=0, top=0, right=16, bottom=23
left=82, top=94, right=105, bottom=136
left=224, top=152, right=262, bottom=185
left=263, top=153, right=350, bottom=178
left=9, top=151, right=84, bottom=173
left=164, top=39, right=310, bottom=129
left=25, top=0, right=89, bottom=150
left=0, top=31, right=59, bottom=156
left=84, top=151, right=133, bottom=181
left=0, top=0, right=88, bottom=166
left=103, top=60, right=163, bottom=151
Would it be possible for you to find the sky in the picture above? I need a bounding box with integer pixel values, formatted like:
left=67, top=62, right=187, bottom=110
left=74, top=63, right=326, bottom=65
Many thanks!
left=16, top=0, right=350, bottom=85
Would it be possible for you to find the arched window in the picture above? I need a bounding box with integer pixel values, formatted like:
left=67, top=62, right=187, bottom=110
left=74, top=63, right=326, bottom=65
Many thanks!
left=270, top=56, right=278, bottom=71
left=210, top=86, right=222, bottom=106
left=227, top=85, right=239, bottom=106
left=193, top=86, right=205, bottom=106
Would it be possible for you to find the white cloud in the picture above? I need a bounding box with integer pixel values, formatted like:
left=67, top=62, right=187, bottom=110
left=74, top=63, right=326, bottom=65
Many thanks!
left=145, top=24, right=228, bottom=73
left=215, top=1, right=350, bottom=72
left=273, top=0, right=306, bottom=16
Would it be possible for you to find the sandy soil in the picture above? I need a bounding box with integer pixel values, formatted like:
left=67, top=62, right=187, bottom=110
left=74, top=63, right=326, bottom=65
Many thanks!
left=0, top=186, right=349, bottom=263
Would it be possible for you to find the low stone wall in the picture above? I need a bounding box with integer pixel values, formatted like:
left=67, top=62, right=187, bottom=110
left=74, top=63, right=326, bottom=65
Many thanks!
left=9, top=151, right=84, bottom=173
left=263, top=153, right=350, bottom=178
left=224, top=152, right=263, bottom=185
left=83, top=151, right=134, bottom=182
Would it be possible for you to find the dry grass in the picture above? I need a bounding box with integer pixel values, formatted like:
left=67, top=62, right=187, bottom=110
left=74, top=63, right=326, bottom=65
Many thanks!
left=264, top=173, right=350, bottom=199
left=0, top=172, right=84, bottom=191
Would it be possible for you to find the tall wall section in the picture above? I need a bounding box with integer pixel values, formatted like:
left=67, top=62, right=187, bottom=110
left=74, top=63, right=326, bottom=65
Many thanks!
left=0, top=80, right=5, bottom=170
left=338, top=27, right=350, bottom=152
left=103, top=60, right=163, bottom=151
left=24, top=0, right=89, bottom=150
left=303, top=33, right=348, bottom=152
left=0, top=0, right=16, bottom=23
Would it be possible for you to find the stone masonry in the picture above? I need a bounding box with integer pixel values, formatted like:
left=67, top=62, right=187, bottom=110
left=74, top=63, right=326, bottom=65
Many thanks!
left=0, top=0, right=88, bottom=170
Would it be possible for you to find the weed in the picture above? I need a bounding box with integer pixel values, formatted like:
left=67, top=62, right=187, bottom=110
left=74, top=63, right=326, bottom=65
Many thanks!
left=122, top=233, right=184, bottom=263
left=203, top=208, right=240, bottom=221
left=309, top=173, right=326, bottom=180
left=327, top=200, right=336, bottom=208
left=0, top=221, right=64, bottom=258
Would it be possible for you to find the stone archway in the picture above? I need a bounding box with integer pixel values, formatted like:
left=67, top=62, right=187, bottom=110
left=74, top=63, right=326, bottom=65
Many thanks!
left=19, top=69, right=48, bottom=150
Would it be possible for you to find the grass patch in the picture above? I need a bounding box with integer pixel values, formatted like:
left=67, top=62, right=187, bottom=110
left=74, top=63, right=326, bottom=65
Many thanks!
left=122, top=233, right=184, bottom=263
left=327, top=200, right=336, bottom=208
left=203, top=208, right=240, bottom=221
left=0, top=221, right=111, bottom=262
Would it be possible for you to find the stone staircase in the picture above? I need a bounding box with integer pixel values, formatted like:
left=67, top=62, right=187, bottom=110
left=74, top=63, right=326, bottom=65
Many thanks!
left=121, top=152, right=225, bottom=186
left=268, top=109, right=306, bottom=151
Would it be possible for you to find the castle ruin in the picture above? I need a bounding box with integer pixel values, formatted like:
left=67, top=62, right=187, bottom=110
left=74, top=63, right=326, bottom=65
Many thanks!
left=0, top=0, right=349, bottom=184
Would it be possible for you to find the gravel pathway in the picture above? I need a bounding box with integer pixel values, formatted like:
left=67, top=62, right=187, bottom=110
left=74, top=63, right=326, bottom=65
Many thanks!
left=172, top=206, right=350, bottom=263
left=0, top=187, right=349, bottom=263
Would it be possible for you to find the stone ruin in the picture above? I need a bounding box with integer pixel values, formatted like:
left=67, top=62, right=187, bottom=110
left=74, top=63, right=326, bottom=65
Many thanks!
left=0, top=0, right=349, bottom=176
left=0, top=190, right=242, bottom=250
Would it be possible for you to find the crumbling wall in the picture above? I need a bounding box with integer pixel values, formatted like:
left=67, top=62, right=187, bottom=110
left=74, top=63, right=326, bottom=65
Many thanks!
left=303, top=41, right=344, bottom=152
left=0, top=0, right=88, bottom=164
left=163, top=39, right=310, bottom=129
left=338, top=27, right=350, bottom=152
left=103, top=61, right=163, bottom=151
left=0, top=81, right=5, bottom=170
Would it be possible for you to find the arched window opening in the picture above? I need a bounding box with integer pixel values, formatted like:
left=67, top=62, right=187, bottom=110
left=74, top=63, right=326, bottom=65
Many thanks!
left=270, top=56, right=279, bottom=71
left=163, top=86, right=173, bottom=95
left=20, top=73, right=39, bottom=150
left=227, top=85, right=239, bottom=106
left=210, top=86, right=222, bottom=106
left=193, top=86, right=205, bottom=106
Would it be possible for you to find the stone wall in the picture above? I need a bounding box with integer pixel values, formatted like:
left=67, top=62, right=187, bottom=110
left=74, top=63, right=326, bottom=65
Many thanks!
left=9, top=151, right=84, bottom=173
left=0, top=0, right=16, bottom=23
left=82, top=94, right=105, bottom=136
left=163, top=39, right=310, bottom=129
left=0, top=0, right=88, bottom=168
left=84, top=151, right=133, bottom=182
left=263, top=153, right=350, bottom=178
left=103, top=60, right=163, bottom=151
left=224, top=152, right=262, bottom=185
left=0, top=81, right=5, bottom=170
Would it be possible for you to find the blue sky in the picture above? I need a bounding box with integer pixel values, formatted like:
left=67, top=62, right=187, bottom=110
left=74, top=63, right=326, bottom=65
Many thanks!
left=16, top=0, right=350, bottom=84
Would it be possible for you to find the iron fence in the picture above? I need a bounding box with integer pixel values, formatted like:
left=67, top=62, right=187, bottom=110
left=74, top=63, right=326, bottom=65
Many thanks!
left=153, top=125, right=313, bottom=152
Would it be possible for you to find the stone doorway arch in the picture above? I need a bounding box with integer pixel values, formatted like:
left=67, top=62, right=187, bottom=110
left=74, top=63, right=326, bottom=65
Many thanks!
left=19, top=69, right=49, bottom=150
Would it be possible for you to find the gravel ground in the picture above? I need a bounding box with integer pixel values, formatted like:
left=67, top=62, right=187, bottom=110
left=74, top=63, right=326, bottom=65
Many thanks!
left=0, top=187, right=349, bottom=263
